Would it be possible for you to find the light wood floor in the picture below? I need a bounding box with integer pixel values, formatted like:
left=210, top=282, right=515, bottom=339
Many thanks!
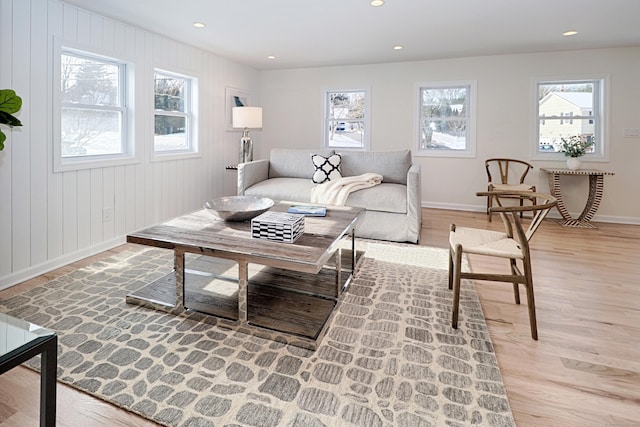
left=1, top=208, right=639, bottom=426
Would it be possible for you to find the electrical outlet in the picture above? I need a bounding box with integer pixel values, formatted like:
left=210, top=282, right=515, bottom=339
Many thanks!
left=103, top=207, right=113, bottom=222
left=623, top=128, right=639, bottom=138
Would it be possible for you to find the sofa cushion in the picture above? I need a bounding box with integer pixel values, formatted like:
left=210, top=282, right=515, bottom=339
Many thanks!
left=244, top=177, right=314, bottom=203
left=311, top=153, right=342, bottom=184
left=345, top=183, right=407, bottom=214
left=338, top=149, right=412, bottom=185
left=269, top=148, right=335, bottom=179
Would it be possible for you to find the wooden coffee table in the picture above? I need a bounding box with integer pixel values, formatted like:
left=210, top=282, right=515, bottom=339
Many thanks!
left=126, top=203, right=364, bottom=349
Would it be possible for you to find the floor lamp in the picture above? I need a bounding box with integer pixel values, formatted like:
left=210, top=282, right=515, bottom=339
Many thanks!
left=232, top=106, right=262, bottom=164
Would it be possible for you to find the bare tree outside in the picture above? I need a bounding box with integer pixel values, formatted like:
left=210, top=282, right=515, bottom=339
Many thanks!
left=420, top=86, right=468, bottom=150
left=60, top=52, right=123, bottom=156
left=153, top=72, right=191, bottom=152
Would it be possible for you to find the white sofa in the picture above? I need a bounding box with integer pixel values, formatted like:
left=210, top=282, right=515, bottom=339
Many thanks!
left=237, top=148, right=422, bottom=243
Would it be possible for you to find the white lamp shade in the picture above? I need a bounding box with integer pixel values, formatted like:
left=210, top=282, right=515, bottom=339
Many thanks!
left=232, top=107, right=262, bottom=129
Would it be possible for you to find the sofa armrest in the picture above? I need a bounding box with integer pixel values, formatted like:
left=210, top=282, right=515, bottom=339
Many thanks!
left=237, top=159, right=269, bottom=195
left=406, top=163, right=423, bottom=242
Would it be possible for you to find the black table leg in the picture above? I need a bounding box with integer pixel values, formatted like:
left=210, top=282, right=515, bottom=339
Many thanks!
left=40, top=336, right=57, bottom=427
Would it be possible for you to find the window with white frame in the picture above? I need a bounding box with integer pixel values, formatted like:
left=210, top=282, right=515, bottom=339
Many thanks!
left=59, top=49, right=128, bottom=161
left=154, top=70, right=196, bottom=154
left=416, top=81, right=476, bottom=157
left=324, top=89, right=369, bottom=149
left=536, top=78, right=605, bottom=157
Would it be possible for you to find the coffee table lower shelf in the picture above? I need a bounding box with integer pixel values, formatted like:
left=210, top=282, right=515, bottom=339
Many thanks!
left=126, top=250, right=363, bottom=350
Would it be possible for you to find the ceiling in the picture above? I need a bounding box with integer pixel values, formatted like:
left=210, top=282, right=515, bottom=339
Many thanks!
left=60, top=0, right=640, bottom=70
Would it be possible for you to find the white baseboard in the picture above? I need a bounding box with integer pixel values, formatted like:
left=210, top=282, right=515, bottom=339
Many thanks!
left=421, top=202, right=640, bottom=225
left=0, top=236, right=127, bottom=291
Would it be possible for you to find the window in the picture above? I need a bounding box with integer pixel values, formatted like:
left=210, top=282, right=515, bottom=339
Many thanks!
left=154, top=70, right=196, bottom=154
left=324, top=89, right=369, bottom=149
left=416, top=81, right=476, bottom=158
left=60, top=49, right=128, bottom=159
left=535, top=78, right=607, bottom=158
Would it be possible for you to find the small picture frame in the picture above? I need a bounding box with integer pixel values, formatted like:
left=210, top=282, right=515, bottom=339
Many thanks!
left=225, top=87, right=250, bottom=131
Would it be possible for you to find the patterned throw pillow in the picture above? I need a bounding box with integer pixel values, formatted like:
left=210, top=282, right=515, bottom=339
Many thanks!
left=311, top=153, right=342, bottom=184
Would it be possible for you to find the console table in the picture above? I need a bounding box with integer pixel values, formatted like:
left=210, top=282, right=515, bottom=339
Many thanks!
left=541, top=168, right=614, bottom=228
left=0, top=313, right=57, bottom=426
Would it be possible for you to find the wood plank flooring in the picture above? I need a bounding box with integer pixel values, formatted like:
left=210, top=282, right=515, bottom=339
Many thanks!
left=1, top=208, right=639, bottom=426
left=420, top=209, right=640, bottom=427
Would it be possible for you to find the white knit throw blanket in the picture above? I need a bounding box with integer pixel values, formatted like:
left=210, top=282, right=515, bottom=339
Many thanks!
left=310, top=173, right=383, bottom=205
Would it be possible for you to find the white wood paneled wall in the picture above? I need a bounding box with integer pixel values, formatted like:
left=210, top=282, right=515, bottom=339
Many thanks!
left=0, top=0, right=259, bottom=289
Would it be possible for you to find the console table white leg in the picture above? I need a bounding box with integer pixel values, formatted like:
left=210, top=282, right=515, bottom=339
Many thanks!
left=578, top=174, right=604, bottom=224
left=547, top=172, right=573, bottom=223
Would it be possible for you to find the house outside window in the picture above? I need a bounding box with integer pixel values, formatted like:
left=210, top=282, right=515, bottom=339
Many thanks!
left=416, top=81, right=476, bottom=158
left=324, top=89, right=369, bottom=150
left=535, top=78, right=607, bottom=158
left=154, top=70, right=196, bottom=154
left=59, top=49, right=128, bottom=160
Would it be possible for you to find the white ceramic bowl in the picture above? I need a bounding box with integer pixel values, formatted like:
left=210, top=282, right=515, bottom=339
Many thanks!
left=204, top=196, right=274, bottom=221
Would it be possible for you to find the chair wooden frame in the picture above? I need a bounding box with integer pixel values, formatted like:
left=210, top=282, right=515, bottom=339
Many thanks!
left=485, top=158, right=536, bottom=222
left=449, top=190, right=557, bottom=340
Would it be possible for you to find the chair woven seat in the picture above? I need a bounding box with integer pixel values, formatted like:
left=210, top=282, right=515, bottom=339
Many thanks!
left=449, top=227, right=523, bottom=259
left=489, top=183, right=535, bottom=192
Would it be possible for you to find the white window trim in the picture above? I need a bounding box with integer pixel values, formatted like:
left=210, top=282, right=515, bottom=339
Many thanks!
left=53, top=39, right=140, bottom=173
left=321, top=87, right=371, bottom=151
left=531, top=74, right=610, bottom=162
left=414, top=80, right=477, bottom=158
left=151, top=68, right=200, bottom=162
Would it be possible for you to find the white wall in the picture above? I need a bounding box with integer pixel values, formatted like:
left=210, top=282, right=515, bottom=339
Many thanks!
left=258, top=48, right=640, bottom=223
left=0, top=0, right=258, bottom=288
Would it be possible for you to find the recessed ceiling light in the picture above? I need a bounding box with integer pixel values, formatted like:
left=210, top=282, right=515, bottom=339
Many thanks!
left=267, top=55, right=276, bottom=60
left=563, top=30, right=578, bottom=36
left=393, top=45, right=403, bottom=50
left=370, top=0, right=384, bottom=6
left=193, top=22, right=206, bottom=28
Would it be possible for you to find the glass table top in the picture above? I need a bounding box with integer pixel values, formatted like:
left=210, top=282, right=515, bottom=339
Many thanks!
left=1, top=312, right=56, bottom=362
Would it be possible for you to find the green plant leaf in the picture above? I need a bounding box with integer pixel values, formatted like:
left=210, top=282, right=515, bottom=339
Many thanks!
left=0, top=130, right=6, bottom=150
left=0, top=111, right=22, bottom=127
left=0, top=89, right=22, bottom=115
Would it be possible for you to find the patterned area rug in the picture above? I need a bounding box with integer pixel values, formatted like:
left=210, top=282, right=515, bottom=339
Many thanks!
left=0, top=241, right=515, bottom=427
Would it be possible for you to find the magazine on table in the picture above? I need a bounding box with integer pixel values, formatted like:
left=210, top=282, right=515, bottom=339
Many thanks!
left=287, top=205, right=327, bottom=217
